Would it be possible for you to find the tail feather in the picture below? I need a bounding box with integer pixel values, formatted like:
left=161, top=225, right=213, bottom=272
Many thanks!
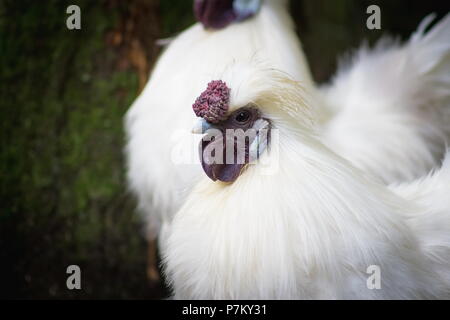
left=410, top=13, right=450, bottom=75
left=321, top=14, right=450, bottom=184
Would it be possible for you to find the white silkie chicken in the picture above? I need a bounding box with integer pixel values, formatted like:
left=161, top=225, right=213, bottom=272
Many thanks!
left=125, top=0, right=316, bottom=278
left=162, top=16, right=450, bottom=299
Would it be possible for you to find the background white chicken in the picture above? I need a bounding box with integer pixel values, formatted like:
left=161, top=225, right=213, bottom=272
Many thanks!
left=162, top=43, right=450, bottom=299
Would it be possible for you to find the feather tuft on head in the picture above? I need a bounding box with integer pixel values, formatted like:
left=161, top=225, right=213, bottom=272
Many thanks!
left=192, top=80, right=230, bottom=123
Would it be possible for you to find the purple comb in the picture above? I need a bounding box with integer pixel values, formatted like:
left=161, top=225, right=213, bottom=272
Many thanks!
left=193, top=80, right=230, bottom=123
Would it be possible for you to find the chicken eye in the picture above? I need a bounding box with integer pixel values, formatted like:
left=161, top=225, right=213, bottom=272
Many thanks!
left=235, top=110, right=251, bottom=123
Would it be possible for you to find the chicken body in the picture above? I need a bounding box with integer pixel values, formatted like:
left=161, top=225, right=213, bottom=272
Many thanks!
left=164, top=143, right=450, bottom=299
left=162, top=63, right=450, bottom=299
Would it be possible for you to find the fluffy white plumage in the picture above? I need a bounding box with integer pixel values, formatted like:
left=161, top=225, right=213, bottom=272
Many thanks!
left=162, top=62, right=450, bottom=299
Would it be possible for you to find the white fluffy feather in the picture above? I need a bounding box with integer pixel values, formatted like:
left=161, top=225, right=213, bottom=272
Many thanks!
left=391, top=152, right=450, bottom=288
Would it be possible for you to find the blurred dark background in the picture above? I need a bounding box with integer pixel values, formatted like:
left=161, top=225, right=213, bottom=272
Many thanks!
left=0, top=0, right=448, bottom=299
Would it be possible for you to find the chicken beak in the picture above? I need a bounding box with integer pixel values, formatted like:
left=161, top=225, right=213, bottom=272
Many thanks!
left=199, top=118, right=271, bottom=183
left=191, top=118, right=212, bottom=134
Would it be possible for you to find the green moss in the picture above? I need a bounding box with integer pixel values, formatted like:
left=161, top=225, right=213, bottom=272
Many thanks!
left=0, top=0, right=158, bottom=299
left=160, top=0, right=195, bottom=37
